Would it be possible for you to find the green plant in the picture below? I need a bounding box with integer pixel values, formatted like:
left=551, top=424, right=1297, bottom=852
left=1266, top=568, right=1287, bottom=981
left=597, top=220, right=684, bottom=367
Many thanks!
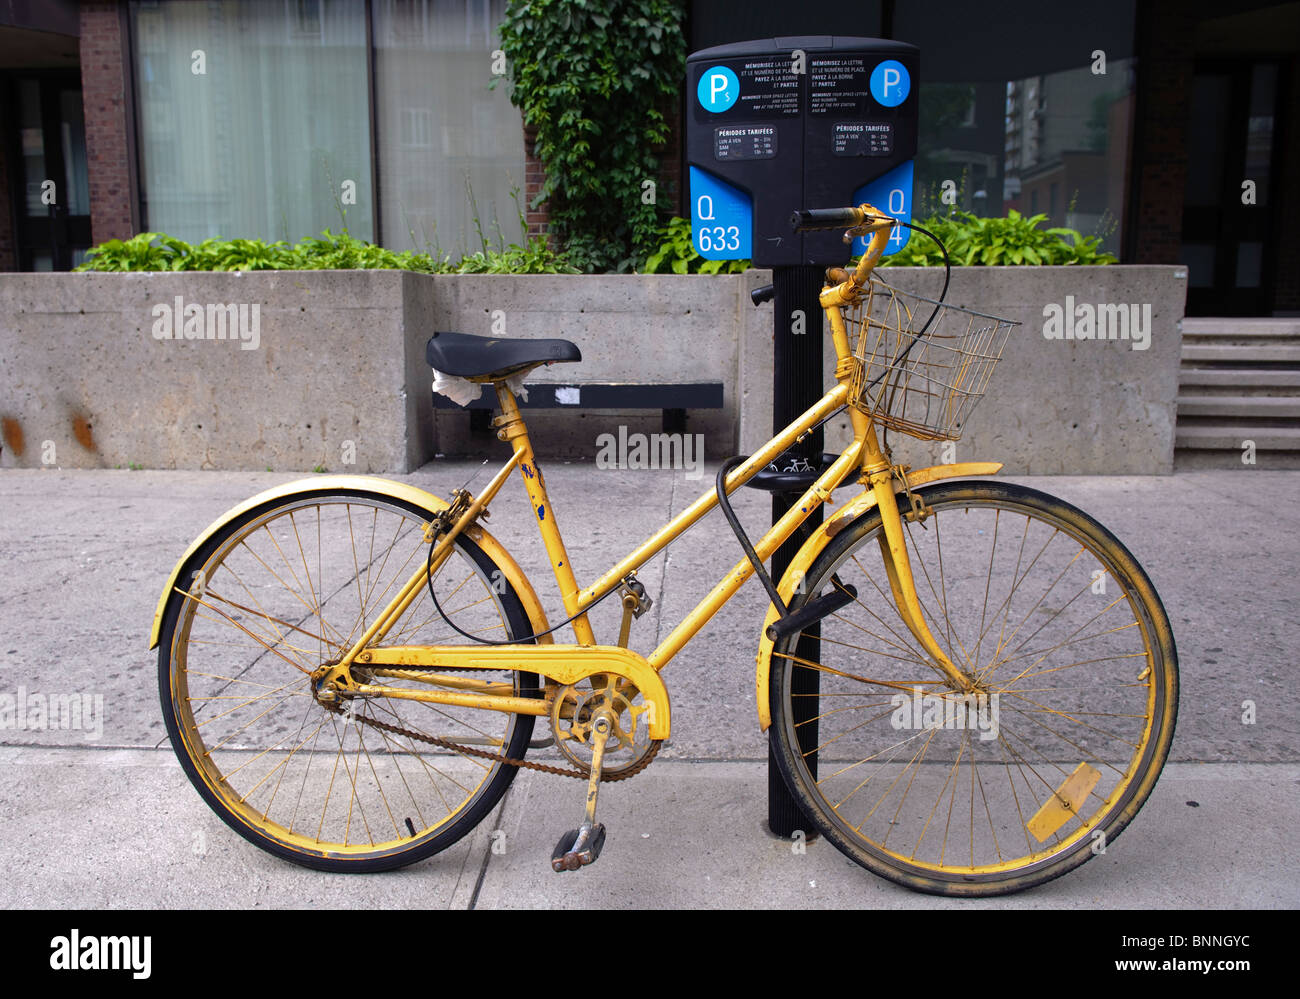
left=451, top=237, right=580, bottom=274
left=880, top=209, right=1118, bottom=266
left=643, top=217, right=750, bottom=274
left=75, top=232, right=189, bottom=271
left=498, top=0, right=686, bottom=273
left=77, top=165, right=584, bottom=274
left=76, top=226, right=577, bottom=275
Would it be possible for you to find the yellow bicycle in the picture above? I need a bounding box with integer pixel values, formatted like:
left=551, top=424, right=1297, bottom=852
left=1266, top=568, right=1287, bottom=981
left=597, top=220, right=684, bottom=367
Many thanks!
left=151, top=205, right=1178, bottom=896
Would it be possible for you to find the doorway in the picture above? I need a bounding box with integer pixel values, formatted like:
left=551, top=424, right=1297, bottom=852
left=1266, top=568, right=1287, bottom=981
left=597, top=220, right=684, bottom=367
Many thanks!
left=2, top=70, right=91, bottom=271
left=1180, top=60, right=1283, bottom=316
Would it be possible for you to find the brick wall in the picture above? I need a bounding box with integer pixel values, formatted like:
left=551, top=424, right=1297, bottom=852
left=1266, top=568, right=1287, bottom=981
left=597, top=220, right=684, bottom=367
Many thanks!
left=656, top=94, right=683, bottom=218
left=79, top=1, right=137, bottom=245
left=522, top=125, right=551, bottom=242
left=1129, top=0, right=1195, bottom=264
left=0, top=94, right=14, bottom=271
left=521, top=94, right=685, bottom=252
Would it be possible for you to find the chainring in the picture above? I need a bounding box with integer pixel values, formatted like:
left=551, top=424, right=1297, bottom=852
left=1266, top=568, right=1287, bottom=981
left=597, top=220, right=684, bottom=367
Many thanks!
left=550, top=675, right=660, bottom=779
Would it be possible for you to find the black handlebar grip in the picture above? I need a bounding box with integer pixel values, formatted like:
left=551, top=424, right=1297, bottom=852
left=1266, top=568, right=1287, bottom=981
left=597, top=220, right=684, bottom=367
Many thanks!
left=790, top=208, right=861, bottom=231
left=751, top=283, right=775, bottom=306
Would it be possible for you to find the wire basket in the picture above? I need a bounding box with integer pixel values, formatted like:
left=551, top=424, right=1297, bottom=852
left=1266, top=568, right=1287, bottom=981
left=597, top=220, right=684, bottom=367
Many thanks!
left=844, top=277, right=1020, bottom=442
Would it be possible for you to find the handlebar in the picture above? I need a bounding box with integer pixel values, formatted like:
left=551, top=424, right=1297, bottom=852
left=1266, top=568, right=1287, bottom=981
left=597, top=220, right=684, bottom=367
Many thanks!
left=789, top=207, right=867, bottom=231
left=793, top=206, right=952, bottom=347
left=790, top=203, right=897, bottom=298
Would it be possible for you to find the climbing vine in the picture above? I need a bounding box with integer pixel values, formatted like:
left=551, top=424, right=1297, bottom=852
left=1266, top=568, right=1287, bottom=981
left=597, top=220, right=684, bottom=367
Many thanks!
left=499, top=0, right=686, bottom=272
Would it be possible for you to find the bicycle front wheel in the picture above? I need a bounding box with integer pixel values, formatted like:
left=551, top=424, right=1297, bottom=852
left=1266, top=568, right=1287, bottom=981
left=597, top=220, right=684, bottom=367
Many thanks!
left=157, top=488, right=539, bottom=872
left=769, top=480, right=1178, bottom=896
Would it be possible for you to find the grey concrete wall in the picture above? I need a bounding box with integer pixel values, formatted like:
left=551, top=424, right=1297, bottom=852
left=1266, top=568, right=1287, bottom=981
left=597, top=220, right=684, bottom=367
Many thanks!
left=0, top=266, right=1184, bottom=475
left=422, top=274, right=742, bottom=460
left=0, top=271, right=412, bottom=473
left=741, top=265, right=1188, bottom=475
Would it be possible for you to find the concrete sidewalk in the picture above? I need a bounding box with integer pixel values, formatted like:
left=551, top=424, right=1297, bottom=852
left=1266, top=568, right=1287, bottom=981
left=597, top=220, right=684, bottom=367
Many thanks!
left=1, top=463, right=1297, bottom=908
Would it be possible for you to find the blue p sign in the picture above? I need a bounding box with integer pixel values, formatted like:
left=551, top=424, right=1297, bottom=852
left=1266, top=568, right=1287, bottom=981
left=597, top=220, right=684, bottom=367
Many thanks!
left=870, top=60, right=910, bottom=107
left=697, top=66, right=739, bottom=113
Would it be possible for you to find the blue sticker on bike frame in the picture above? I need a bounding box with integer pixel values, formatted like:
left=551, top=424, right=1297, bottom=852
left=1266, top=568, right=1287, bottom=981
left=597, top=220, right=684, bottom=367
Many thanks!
left=690, top=166, right=752, bottom=260
left=870, top=60, right=910, bottom=107
left=697, top=66, right=739, bottom=113
left=852, top=160, right=914, bottom=257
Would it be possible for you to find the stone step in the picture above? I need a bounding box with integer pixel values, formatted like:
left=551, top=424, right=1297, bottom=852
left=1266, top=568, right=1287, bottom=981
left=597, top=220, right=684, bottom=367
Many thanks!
left=1174, top=424, right=1300, bottom=450
left=1174, top=449, right=1300, bottom=470
left=1178, top=368, right=1300, bottom=389
left=1181, top=318, right=1300, bottom=342
left=1181, top=344, right=1300, bottom=364
left=1177, top=396, right=1300, bottom=419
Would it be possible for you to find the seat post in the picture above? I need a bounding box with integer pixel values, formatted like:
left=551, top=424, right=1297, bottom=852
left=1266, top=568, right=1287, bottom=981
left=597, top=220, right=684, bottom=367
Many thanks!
left=492, top=382, right=596, bottom=646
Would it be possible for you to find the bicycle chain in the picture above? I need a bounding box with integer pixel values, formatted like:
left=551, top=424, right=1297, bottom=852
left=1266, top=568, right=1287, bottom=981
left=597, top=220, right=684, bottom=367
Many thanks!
left=348, top=708, right=660, bottom=782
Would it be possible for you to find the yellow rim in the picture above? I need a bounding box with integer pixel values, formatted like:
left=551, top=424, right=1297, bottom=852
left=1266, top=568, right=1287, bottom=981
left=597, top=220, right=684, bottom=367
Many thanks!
left=776, top=488, right=1173, bottom=883
left=166, top=495, right=528, bottom=860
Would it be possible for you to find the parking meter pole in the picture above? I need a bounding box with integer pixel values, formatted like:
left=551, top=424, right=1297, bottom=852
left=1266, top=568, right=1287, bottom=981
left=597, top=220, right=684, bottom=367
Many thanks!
left=767, top=264, right=824, bottom=838
left=685, top=35, right=918, bottom=840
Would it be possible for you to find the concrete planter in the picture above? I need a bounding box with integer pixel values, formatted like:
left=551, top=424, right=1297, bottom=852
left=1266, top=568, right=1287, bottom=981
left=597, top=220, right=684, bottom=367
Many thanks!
left=741, top=265, right=1189, bottom=475
left=0, top=270, right=423, bottom=474
left=0, top=266, right=1185, bottom=475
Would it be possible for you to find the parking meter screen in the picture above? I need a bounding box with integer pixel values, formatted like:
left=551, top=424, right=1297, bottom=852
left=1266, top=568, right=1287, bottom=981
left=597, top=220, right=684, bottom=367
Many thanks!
left=687, top=38, right=918, bottom=267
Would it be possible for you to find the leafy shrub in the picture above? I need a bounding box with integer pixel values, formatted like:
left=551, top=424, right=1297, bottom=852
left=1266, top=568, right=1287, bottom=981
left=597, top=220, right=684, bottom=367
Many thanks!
left=498, top=0, right=686, bottom=273
left=881, top=209, right=1117, bottom=266
left=642, top=217, right=750, bottom=274
left=75, top=229, right=576, bottom=274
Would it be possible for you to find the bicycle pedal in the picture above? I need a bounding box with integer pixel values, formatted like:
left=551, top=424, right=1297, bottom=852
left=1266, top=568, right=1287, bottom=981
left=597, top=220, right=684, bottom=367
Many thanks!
left=550, top=824, right=606, bottom=872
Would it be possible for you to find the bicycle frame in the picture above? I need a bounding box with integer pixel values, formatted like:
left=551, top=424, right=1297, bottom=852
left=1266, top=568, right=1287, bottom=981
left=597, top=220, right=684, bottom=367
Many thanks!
left=315, top=219, right=985, bottom=730
left=330, top=380, right=855, bottom=678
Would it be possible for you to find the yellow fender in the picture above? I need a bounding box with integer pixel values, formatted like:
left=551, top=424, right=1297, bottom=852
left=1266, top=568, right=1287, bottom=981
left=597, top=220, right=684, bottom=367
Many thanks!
left=754, top=462, right=1002, bottom=730
left=148, top=474, right=552, bottom=650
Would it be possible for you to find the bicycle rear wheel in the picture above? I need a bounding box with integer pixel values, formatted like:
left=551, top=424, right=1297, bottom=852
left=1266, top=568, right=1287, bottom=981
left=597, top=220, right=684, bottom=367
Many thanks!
left=769, top=480, right=1178, bottom=896
left=157, top=488, right=539, bottom=872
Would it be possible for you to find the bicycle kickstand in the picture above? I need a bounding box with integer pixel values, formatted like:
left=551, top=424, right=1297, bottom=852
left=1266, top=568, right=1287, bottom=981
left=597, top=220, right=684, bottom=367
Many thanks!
left=551, top=711, right=615, bottom=872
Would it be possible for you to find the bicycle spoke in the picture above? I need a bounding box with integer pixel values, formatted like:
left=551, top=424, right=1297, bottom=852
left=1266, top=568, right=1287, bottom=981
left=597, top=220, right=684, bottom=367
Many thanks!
left=163, top=492, right=533, bottom=868
left=770, top=484, right=1174, bottom=890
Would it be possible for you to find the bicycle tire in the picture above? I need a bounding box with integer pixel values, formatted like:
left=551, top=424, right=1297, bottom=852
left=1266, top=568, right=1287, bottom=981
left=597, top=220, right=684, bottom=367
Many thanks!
left=769, top=480, right=1178, bottom=896
left=157, top=488, right=539, bottom=872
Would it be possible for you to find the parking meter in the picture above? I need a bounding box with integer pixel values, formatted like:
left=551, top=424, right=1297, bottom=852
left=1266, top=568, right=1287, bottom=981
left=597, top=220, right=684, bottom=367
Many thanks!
left=687, top=36, right=918, bottom=266
left=686, top=37, right=919, bottom=836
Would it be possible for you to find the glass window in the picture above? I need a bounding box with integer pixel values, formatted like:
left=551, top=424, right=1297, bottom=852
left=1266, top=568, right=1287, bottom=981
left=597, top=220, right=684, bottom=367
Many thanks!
left=371, top=0, right=526, bottom=257
left=1235, top=241, right=1262, bottom=288
left=1182, top=244, right=1216, bottom=288
left=899, top=0, right=1136, bottom=257
left=60, top=87, right=91, bottom=216
left=1183, top=72, right=1230, bottom=208
left=1243, top=62, right=1276, bottom=207
left=19, top=79, right=47, bottom=216
left=130, top=0, right=373, bottom=243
